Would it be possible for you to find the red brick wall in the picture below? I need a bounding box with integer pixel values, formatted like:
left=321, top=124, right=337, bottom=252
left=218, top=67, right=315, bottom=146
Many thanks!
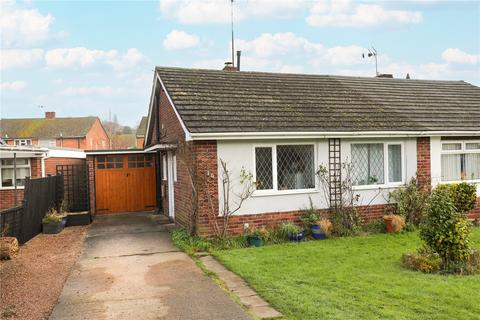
left=85, top=118, right=110, bottom=150
left=417, top=137, right=431, bottom=191
left=56, top=138, right=84, bottom=149
left=136, top=137, right=145, bottom=149
left=468, top=198, right=480, bottom=219
left=45, top=157, right=86, bottom=176
left=0, top=157, right=42, bottom=210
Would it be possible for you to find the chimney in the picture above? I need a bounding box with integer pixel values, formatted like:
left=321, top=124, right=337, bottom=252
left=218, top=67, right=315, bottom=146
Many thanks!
left=236, top=50, right=241, bottom=71
left=45, top=111, right=56, bottom=119
left=406, top=73, right=411, bottom=79
left=222, top=62, right=237, bottom=72
left=376, top=74, right=393, bottom=78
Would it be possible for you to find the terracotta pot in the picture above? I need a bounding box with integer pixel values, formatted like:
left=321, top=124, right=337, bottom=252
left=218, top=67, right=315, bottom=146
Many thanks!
left=383, top=216, right=395, bottom=233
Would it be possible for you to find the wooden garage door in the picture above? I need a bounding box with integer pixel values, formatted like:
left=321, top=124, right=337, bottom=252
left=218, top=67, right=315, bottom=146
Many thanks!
left=95, top=154, right=156, bottom=214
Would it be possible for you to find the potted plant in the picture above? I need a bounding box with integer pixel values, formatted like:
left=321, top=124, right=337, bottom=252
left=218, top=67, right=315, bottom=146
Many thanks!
left=316, top=219, right=333, bottom=239
left=280, top=222, right=305, bottom=242
left=383, top=214, right=405, bottom=233
left=301, top=199, right=321, bottom=239
left=42, top=208, right=65, bottom=234
left=245, top=227, right=265, bottom=247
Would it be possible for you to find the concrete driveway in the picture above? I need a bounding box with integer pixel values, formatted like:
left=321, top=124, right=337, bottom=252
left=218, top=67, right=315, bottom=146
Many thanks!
left=50, top=213, right=250, bottom=320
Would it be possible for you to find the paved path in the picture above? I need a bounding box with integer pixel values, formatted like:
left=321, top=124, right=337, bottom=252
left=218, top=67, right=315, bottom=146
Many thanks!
left=50, top=213, right=250, bottom=320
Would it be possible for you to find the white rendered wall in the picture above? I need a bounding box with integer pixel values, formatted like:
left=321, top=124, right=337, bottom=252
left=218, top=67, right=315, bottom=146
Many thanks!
left=216, top=137, right=418, bottom=215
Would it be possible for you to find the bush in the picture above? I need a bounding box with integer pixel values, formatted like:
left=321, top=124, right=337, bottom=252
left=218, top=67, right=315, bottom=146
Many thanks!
left=402, top=251, right=441, bottom=273
left=171, top=229, right=212, bottom=254
left=300, top=198, right=320, bottom=228
left=279, top=222, right=300, bottom=239
left=42, top=208, right=63, bottom=224
left=383, top=214, right=406, bottom=233
left=420, top=187, right=473, bottom=267
left=318, top=219, right=333, bottom=236
left=435, top=182, right=477, bottom=215
left=388, top=178, right=429, bottom=226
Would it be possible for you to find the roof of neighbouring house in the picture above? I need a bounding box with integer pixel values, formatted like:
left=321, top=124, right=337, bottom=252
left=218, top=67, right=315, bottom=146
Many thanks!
left=0, top=117, right=98, bottom=139
left=136, top=116, right=148, bottom=137
left=155, top=66, right=480, bottom=133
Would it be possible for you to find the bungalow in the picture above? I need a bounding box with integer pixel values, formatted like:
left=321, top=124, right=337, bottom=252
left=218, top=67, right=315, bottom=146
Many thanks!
left=140, top=67, right=480, bottom=235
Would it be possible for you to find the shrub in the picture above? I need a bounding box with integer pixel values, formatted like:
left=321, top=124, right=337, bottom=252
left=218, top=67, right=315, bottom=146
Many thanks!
left=279, top=223, right=300, bottom=239
left=420, top=187, right=473, bottom=267
left=361, top=219, right=386, bottom=234
left=383, top=214, right=406, bottom=233
left=318, top=219, right=333, bottom=236
left=300, top=198, right=320, bottom=227
left=435, top=182, right=477, bottom=215
left=402, top=251, right=441, bottom=273
left=42, top=208, right=63, bottom=224
left=388, top=178, right=429, bottom=226
left=171, top=229, right=212, bottom=254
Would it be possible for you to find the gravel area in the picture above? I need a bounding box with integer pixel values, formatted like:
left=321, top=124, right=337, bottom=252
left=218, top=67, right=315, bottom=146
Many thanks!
left=0, top=226, right=88, bottom=320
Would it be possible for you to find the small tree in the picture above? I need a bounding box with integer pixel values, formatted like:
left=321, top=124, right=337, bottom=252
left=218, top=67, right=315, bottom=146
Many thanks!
left=203, top=159, right=257, bottom=239
left=420, top=188, right=472, bottom=268
left=435, top=182, right=477, bottom=215
left=388, top=177, right=429, bottom=226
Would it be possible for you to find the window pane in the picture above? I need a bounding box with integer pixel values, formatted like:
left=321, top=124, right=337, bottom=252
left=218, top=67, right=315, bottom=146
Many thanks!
left=352, top=144, right=384, bottom=185
left=15, top=158, right=29, bottom=165
left=442, top=143, right=462, bottom=151
left=388, top=145, right=402, bottom=182
left=1, top=159, right=13, bottom=166
left=465, top=153, right=480, bottom=180
left=277, top=145, right=315, bottom=190
left=441, top=154, right=461, bottom=181
left=1, top=168, right=13, bottom=187
left=255, top=147, right=273, bottom=190
left=466, top=143, right=480, bottom=150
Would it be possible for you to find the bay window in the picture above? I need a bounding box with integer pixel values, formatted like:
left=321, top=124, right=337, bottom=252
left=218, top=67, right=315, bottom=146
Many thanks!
left=254, top=144, right=315, bottom=191
left=0, top=158, right=31, bottom=188
left=351, top=142, right=403, bottom=186
left=441, top=141, right=480, bottom=182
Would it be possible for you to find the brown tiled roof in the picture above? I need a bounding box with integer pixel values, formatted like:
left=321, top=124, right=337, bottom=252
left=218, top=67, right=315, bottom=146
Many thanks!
left=136, top=116, right=148, bottom=137
left=156, top=67, right=480, bottom=133
left=0, top=117, right=97, bottom=139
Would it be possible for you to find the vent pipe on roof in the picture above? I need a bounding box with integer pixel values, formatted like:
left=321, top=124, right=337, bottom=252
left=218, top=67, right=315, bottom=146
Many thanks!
left=406, top=73, right=411, bottom=79
left=223, top=62, right=237, bottom=71
left=236, top=50, right=241, bottom=71
left=45, top=111, right=56, bottom=119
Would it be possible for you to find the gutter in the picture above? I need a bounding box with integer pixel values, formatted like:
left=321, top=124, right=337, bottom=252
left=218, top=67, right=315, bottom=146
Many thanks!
left=188, top=131, right=480, bottom=140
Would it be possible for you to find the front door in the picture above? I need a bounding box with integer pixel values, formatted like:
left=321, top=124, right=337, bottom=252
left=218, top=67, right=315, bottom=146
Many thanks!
left=95, top=154, right=157, bottom=214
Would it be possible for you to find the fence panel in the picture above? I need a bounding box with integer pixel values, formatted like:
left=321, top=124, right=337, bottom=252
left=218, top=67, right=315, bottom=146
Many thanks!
left=0, top=175, right=63, bottom=244
left=57, top=164, right=89, bottom=212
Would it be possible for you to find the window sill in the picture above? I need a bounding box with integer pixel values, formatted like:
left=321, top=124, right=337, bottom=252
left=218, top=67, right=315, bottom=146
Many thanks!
left=352, top=183, right=404, bottom=191
left=439, top=180, right=480, bottom=185
left=252, top=189, right=318, bottom=197
left=0, top=186, right=26, bottom=190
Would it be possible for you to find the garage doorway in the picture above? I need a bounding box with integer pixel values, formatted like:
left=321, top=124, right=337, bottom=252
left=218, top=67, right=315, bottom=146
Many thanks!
left=93, top=152, right=157, bottom=214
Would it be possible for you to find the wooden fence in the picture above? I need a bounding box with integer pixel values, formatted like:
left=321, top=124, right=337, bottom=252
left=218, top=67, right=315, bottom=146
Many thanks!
left=0, top=175, right=63, bottom=244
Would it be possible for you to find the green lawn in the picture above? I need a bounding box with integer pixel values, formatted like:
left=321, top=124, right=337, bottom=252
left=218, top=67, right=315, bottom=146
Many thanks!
left=213, top=228, right=480, bottom=320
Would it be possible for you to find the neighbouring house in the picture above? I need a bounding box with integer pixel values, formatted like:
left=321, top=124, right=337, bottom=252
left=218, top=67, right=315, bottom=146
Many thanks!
left=0, top=112, right=110, bottom=150
left=136, top=116, right=148, bottom=148
left=0, top=145, right=85, bottom=210
left=89, top=66, right=479, bottom=236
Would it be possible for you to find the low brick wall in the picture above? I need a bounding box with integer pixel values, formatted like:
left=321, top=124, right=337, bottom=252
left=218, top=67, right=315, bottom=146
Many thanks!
left=0, top=189, right=25, bottom=210
left=468, top=197, right=480, bottom=219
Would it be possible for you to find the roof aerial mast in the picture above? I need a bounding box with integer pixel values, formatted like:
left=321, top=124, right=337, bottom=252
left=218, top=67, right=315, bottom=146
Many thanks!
left=231, top=0, right=235, bottom=67
left=362, top=47, right=378, bottom=76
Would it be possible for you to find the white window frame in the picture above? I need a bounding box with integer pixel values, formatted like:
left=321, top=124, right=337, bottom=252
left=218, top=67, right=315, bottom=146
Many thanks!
left=162, top=154, right=167, bottom=181
left=14, top=139, right=32, bottom=146
left=173, top=153, right=177, bottom=182
left=252, top=142, right=317, bottom=196
left=440, top=140, right=480, bottom=183
left=0, top=158, right=31, bottom=190
left=351, top=141, right=406, bottom=190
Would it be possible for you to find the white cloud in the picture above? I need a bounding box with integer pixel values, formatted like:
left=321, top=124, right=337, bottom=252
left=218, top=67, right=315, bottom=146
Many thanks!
left=159, top=0, right=306, bottom=24
left=45, top=47, right=147, bottom=70
left=1, top=80, right=27, bottom=91
left=0, top=1, right=55, bottom=47
left=163, top=30, right=200, bottom=50
left=278, top=65, right=305, bottom=74
left=0, top=48, right=44, bottom=70
left=307, top=0, right=423, bottom=27
left=321, top=45, right=365, bottom=65
left=442, top=48, right=479, bottom=65
left=59, top=86, right=125, bottom=96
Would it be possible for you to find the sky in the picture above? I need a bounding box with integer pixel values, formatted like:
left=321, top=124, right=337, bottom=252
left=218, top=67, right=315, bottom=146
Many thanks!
left=1, top=0, right=479, bottom=127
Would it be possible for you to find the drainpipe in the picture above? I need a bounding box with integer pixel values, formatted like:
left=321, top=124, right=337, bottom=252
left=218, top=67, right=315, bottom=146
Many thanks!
left=41, top=153, right=46, bottom=177
left=13, top=152, right=17, bottom=207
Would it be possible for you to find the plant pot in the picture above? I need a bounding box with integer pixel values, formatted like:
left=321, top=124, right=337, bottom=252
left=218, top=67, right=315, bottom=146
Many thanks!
left=311, top=224, right=326, bottom=240
left=383, top=216, right=395, bottom=233
left=247, top=235, right=264, bottom=247
left=288, top=231, right=305, bottom=242
left=43, top=221, right=63, bottom=234
left=66, top=211, right=91, bottom=226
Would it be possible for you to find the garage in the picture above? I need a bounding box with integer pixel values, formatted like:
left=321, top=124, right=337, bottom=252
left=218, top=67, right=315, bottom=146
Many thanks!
left=86, top=150, right=158, bottom=214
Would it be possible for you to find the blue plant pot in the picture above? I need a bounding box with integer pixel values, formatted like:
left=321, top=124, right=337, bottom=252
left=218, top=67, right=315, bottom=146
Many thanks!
left=247, top=235, right=264, bottom=247
left=311, top=224, right=326, bottom=240
left=288, top=232, right=305, bottom=242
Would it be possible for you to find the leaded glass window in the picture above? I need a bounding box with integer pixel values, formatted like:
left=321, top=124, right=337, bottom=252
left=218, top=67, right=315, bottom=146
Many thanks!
left=351, top=144, right=384, bottom=186
left=277, top=145, right=315, bottom=190
left=255, top=147, right=273, bottom=190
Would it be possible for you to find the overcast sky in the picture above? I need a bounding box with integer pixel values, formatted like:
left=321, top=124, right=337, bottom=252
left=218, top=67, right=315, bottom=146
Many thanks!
left=1, top=0, right=479, bottom=127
